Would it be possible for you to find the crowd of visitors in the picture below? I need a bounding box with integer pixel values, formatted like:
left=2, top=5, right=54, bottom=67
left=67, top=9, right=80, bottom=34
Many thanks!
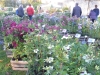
left=16, top=4, right=35, bottom=21
left=16, top=4, right=44, bottom=21
left=16, top=3, right=100, bottom=23
left=72, top=3, right=99, bottom=23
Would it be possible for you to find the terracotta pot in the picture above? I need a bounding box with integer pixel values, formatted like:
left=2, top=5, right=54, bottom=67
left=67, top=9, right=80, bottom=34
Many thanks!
left=10, top=60, right=28, bottom=71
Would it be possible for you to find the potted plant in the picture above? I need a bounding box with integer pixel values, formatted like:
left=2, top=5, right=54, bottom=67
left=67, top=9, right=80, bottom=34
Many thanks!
left=9, top=23, right=34, bottom=71
left=2, top=19, right=34, bottom=71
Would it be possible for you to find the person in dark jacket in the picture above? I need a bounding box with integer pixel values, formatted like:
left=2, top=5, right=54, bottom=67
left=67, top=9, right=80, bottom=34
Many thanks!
left=17, top=5, right=24, bottom=18
left=72, top=3, right=82, bottom=18
left=93, top=5, right=99, bottom=19
left=88, top=10, right=96, bottom=23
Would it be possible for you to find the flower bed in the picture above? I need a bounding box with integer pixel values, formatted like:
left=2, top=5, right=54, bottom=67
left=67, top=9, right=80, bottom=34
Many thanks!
left=2, top=13, right=100, bottom=74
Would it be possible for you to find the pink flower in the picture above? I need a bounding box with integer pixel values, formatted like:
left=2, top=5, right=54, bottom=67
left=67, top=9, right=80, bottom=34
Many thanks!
left=23, top=27, right=29, bottom=32
left=10, top=22, right=16, bottom=27
left=35, top=24, right=39, bottom=29
left=6, top=29, right=12, bottom=35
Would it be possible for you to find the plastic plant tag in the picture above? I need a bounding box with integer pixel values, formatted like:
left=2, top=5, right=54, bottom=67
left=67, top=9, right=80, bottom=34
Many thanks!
left=62, top=29, right=67, bottom=33
left=75, top=33, right=81, bottom=38
left=87, top=38, right=95, bottom=43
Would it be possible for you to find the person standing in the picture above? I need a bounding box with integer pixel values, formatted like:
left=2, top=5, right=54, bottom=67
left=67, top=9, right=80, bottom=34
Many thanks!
left=93, top=5, right=99, bottom=19
left=38, top=7, right=43, bottom=14
left=17, top=5, right=24, bottom=18
left=72, top=3, right=82, bottom=18
left=88, top=10, right=96, bottom=23
left=27, top=4, right=34, bottom=20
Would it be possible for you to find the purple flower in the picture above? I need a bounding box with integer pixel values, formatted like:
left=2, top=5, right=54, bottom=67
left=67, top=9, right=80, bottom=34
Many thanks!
left=62, top=22, right=65, bottom=26
left=35, top=24, right=39, bottom=29
left=38, top=20, right=43, bottom=23
left=6, top=29, right=12, bottom=35
left=23, top=27, right=29, bottom=33
left=29, top=28, right=34, bottom=32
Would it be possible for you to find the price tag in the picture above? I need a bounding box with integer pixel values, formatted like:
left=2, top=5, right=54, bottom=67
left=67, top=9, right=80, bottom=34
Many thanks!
left=62, top=29, right=67, bottom=33
left=87, top=38, right=95, bottom=43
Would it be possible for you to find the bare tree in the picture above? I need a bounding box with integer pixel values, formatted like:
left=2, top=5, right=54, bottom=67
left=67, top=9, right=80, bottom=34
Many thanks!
left=85, top=0, right=93, bottom=14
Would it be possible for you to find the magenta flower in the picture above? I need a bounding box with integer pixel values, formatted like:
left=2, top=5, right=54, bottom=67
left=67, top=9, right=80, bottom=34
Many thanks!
left=10, top=22, right=16, bottom=27
left=6, top=29, right=12, bottom=35
left=12, top=41, right=18, bottom=48
left=29, top=28, right=34, bottom=32
left=23, top=27, right=29, bottom=33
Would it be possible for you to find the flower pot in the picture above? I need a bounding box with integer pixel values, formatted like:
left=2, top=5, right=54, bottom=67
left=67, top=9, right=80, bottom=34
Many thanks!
left=6, top=49, right=13, bottom=58
left=10, top=60, right=28, bottom=71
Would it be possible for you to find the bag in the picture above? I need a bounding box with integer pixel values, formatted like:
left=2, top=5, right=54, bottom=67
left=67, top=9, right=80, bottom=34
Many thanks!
left=16, top=9, right=18, bottom=15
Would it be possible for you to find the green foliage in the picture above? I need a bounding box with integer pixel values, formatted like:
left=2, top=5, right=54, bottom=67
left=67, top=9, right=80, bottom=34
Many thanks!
left=65, top=42, right=88, bottom=75
left=81, top=23, right=100, bottom=39
left=81, top=25, right=89, bottom=36
left=56, top=9, right=62, bottom=12
left=48, top=8, right=57, bottom=14
left=0, top=45, right=26, bottom=75
left=32, top=2, right=41, bottom=12
left=7, top=7, right=13, bottom=11
left=0, top=11, right=4, bottom=16
left=89, top=27, right=100, bottom=39
left=64, top=11, right=70, bottom=17
left=4, top=35, right=13, bottom=44
left=4, top=11, right=15, bottom=16
left=67, top=24, right=78, bottom=34
left=62, top=7, right=69, bottom=12
left=4, top=0, right=17, bottom=7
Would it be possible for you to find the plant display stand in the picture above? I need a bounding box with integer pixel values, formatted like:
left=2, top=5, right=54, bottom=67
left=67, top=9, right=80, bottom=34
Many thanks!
left=10, top=60, right=28, bottom=71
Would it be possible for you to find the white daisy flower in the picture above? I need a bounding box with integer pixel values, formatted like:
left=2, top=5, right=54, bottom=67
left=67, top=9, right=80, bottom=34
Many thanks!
left=44, top=57, right=54, bottom=63
left=33, top=49, right=39, bottom=53
left=48, top=45, right=54, bottom=49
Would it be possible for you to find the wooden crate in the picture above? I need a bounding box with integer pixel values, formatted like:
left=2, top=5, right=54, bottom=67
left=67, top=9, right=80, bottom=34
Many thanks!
left=10, top=60, right=28, bottom=71
left=6, top=49, right=13, bottom=58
